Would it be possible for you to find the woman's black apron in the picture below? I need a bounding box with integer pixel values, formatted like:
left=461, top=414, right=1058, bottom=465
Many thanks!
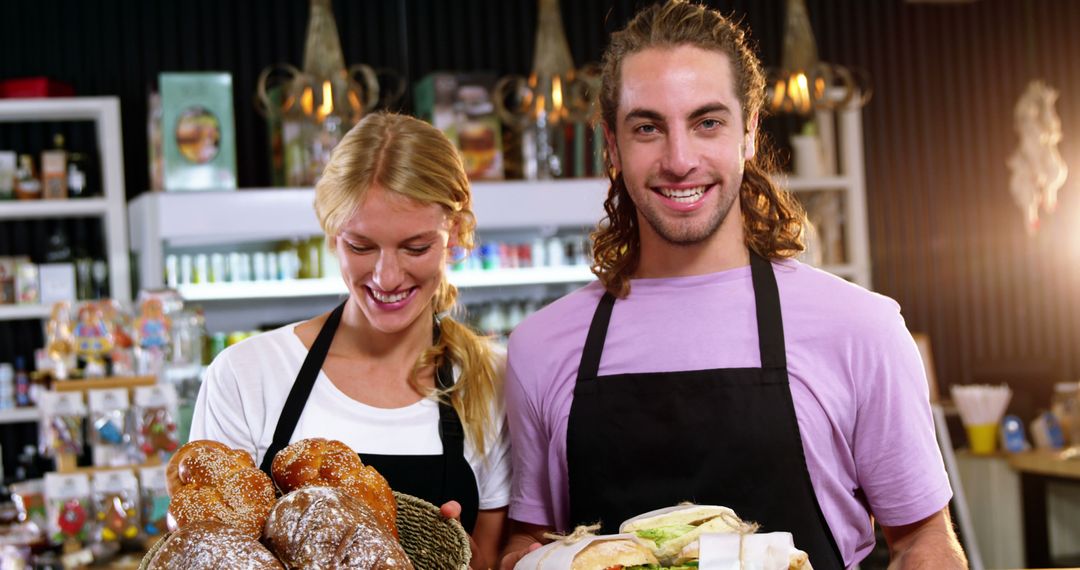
left=258, top=302, right=480, bottom=533
left=565, top=252, right=845, bottom=568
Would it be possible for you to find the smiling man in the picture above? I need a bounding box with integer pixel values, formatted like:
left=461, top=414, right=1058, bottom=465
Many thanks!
left=500, top=1, right=967, bottom=569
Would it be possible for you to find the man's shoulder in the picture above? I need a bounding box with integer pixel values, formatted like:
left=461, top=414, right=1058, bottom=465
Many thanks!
left=507, top=281, right=604, bottom=363
left=776, top=260, right=904, bottom=334
left=513, top=281, right=606, bottom=338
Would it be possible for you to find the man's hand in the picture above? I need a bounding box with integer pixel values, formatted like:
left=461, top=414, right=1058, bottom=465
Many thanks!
left=499, top=520, right=552, bottom=570
left=440, top=500, right=485, bottom=570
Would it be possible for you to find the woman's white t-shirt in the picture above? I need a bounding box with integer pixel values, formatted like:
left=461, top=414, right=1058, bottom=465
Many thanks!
left=189, top=323, right=511, bottom=510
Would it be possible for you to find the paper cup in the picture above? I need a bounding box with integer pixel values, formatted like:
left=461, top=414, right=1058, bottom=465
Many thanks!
left=966, top=423, right=998, bottom=454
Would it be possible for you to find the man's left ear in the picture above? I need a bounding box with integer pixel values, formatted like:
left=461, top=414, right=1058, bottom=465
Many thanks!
left=743, top=113, right=759, bottom=161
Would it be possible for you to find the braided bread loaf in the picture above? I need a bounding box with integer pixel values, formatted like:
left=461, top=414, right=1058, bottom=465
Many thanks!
left=271, top=438, right=398, bottom=537
left=165, top=440, right=276, bottom=538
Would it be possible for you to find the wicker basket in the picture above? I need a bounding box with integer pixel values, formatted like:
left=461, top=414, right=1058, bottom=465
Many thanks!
left=139, top=491, right=470, bottom=569
left=393, top=491, right=471, bottom=569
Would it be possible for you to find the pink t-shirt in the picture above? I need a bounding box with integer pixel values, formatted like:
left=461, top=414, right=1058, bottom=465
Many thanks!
left=505, top=259, right=952, bottom=568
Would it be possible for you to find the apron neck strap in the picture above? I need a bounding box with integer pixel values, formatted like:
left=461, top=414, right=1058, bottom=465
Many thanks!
left=577, top=292, right=616, bottom=381
left=261, top=300, right=346, bottom=473
left=749, top=251, right=786, bottom=370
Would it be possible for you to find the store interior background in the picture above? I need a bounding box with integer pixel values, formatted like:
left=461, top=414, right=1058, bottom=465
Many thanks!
left=0, top=0, right=1079, bottom=565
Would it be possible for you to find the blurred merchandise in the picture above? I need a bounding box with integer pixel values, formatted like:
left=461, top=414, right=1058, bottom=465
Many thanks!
left=133, top=298, right=170, bottom=377
left=72, top=303, right=113, bottom=377
left=66, top=151, right=89, bottom=198
left=0, top=258, right=13, bottom=304
left=40, top=134, right=68, bottom=200
left=13, top=258, right=39, bottom=305
left=13, top=357, right=31, bottom=408
left=13, top=155, right=40, bottom=201
left=1050, top=381, right=1080, bottom=447
left=45, top=302, right=76, bottom=380
left=0, top=151, right=15, bottom=199
left=10, top=478, right=48, bottom=537
left=37, top=391, right=86, bottom=458
left=256, top=0, right=398, bottom=186
left=1030, top=411, right=1066, bottom=450
left=38, top=264, right=76, bottom=306
left=0, top=363, right=13, bottom=411
left=43, top=473, right=90, bottom=546
left=492, top=0, right=599, bottom=180
left=1000, top=414, right=1030, bottom=453
left=133, top=384, right=179, bottom=460
left=87, top=389, right=135, bottom=468
left=0, top=77, right=75, bottom=98
left=90, top=470, right=140, bottom=543
left=415, top=72, right=504, bottom=180
left=137, top=465, right=169, bottom=537
left=158, top=72, right=238, bottom=191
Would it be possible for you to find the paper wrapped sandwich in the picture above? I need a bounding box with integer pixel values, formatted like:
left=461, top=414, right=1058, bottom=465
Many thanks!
left=515, top=533, right=659, bottom=570
left=620, top=504, right=812, bottom=570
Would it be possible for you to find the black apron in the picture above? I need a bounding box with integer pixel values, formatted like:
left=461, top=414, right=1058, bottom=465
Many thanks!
left=566, top=252, right=845, bottom=569
left=259, top=301, right=481, bottom=533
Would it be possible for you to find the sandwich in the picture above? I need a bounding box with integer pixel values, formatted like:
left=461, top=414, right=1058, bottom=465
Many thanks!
left=620, top=505, right=741, bottom=563
left=569, top=538, right=660, bottom=570
left=515, top=535, right=663, bottom=570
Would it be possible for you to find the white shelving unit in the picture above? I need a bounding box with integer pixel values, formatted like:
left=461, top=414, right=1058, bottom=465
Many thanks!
left=174, top=266, right=597, bottom=302
left=0, top=97, right=132, bottom=322
left=778, top=98, right=870, bottom=289
left=128, top=179, right=607, bottom=292
left=0, top=407, right=40, bottom=425
left=128, top=180, right=609, bottom=331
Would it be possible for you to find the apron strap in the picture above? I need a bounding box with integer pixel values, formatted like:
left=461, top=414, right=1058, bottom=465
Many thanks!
left=260, top=301, right=346, bottom=474
left=577, top=291, right=616, bottom=381
left=434, top=322, right=465, bottom=458
left=750, top=251, right=787, bottom=370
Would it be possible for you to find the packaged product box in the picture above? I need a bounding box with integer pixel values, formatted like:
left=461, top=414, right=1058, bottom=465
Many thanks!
left=38, top=263, right=77, bottom=305
left=41, top=148, right=67, bottom=200
left=415, top=72, right=504, bottom=180
left=159, top=72, right=238, bottom=191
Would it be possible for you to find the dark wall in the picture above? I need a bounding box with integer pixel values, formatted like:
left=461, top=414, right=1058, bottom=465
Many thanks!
left=1, top=0, right=1078, bottom=407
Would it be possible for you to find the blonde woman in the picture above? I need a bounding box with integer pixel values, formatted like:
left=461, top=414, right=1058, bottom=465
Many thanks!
left=190, top=112, right=508, bottom=568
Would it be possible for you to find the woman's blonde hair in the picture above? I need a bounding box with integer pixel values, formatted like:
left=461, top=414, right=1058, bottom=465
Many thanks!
left=591, top=0, right=806, bottom=298
left=314, top=112, right=499, bottom=454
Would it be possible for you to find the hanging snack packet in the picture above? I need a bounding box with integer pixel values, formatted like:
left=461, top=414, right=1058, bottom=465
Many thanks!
left=38, top=391, right=87, bottom=457
left=87, top=388, right=133, bottom=467
left=91, top=470, right=141, bottom=543
left=10, top=479, right=48, bottom=540
left=138, top=465, right=170, bottom=537
left=134, top=384, right=180, bottom=460
left=44, top=473, right=92, bottom=546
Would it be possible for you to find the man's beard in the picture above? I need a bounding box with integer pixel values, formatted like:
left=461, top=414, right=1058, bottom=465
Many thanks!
left=635, top=184, right=738, bottom=246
